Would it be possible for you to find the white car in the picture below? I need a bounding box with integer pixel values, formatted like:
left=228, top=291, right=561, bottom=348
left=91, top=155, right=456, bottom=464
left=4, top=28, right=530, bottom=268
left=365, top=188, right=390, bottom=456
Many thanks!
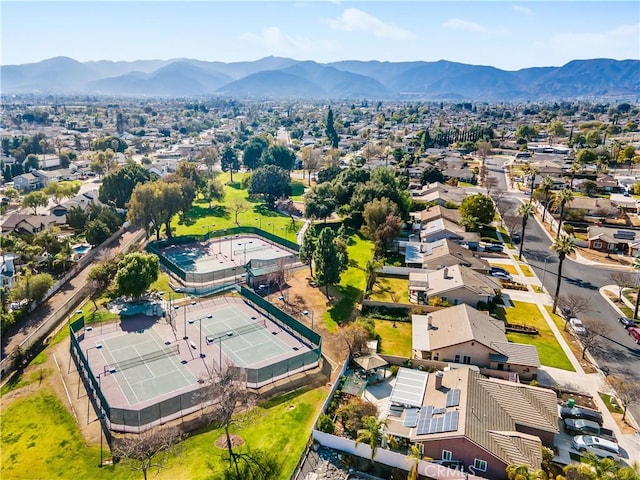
left=569, top=317, right=587, bottom=336
left=572, top=435, right=620, bottom=459
left=490, top=271, right=512, bottom=281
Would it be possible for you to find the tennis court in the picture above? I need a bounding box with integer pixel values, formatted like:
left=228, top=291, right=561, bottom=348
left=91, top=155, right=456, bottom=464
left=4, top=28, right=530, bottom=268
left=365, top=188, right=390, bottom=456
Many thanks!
left=190, top=304, right=297, bottom=368
left=99, top=328, right=195, bottom=405
left=158, top=234, right=296, bottom=283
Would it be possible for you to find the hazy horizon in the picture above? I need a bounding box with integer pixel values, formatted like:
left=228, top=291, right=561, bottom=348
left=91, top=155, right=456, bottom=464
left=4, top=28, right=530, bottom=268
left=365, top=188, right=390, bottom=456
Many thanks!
left=2, top=1, right=639, bottom=70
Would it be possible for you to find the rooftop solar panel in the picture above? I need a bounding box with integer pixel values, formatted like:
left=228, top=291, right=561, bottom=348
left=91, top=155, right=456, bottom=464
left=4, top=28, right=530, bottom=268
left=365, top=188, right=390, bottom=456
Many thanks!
left=403, top=408, right=419, bottom=427
left=446, top=388, right=461, bottom=407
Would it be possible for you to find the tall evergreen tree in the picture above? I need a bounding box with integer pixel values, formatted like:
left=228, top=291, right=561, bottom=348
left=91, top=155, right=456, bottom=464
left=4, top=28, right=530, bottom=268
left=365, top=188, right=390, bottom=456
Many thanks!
left=325, top=107, right=339, bottom=149
left=313, top=227, right=344, bottom=296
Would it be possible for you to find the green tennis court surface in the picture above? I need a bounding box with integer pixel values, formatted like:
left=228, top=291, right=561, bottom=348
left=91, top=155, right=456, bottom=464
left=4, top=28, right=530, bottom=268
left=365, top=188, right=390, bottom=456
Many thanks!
left=99, top=329, right=195, bottom=405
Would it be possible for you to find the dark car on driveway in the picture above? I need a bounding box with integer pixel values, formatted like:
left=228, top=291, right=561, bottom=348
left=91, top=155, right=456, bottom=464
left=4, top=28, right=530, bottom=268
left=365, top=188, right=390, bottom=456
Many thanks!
left=563, top=419, right=616, bottom=441
left=560, top=406, right=603, bottom=426
left=618, top=316, right=636, bottom=329
left=484, top=244, right=504, bottom=253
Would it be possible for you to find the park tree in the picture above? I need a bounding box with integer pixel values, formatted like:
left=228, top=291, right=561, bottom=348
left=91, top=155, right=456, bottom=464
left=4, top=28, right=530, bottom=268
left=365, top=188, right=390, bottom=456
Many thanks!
left=128, top=181, right=182, bottom=239
left=203, top=177, right=225, bottom=208
left=551, top=235, right=576, bottom=313
left=85, top=219, right=112, bottom=246
left=229, top=198, right=249, bottom=225
left=351, top=167, right=410, bottom=219
left=87, top=259, right=119, bottom=309
left=99, top=163, right=155, bottom=209
left=362, top=198, right=403, bottom=257
left=242, top=137, right=268, bottom=171
left=198, top=364, right=258, bottom=480
left=420, top=165, right=445, bottom=185
left=325, top=107, right=339, bottom=148
left=460, top=193, right=495, bottom=226
left=162, top=174, right=196, bottom=219
left=337, top=322, right=371, bottom=356
left=21, top=190, right=49, bottom=214
left=248, top=165, right=291, bottom=209
left=313, top=227, right=347, bottom=297
left=115, top=252, right=159, bottom=300
left=9, top=271, right=54, bottom=305
left=220, top=146, right=240, bottom=182
left=299, top=226, right=317, bottom=276
left=175, top=160, right=202, bottom=190
left=263, top=144, right=296, bottom=171
left=304, top=182, right=336, bottom=223
left=112, top=427, right=183, bottom=480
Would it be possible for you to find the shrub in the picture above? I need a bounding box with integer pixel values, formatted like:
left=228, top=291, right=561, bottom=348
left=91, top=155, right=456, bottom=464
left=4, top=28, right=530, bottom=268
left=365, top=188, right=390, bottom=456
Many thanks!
left=317, top=414, right=335, bottom=434
left=390, top=365, right=399, bottom=376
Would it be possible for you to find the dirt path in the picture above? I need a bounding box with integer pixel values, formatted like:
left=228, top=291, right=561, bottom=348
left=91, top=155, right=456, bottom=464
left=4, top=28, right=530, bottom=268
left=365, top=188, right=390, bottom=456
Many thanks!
left=272, top=269, right=348, bottom=369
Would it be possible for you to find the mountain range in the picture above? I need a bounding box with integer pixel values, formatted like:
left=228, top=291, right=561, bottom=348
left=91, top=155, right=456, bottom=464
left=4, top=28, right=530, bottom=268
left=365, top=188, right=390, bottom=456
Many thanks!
left=1, top=56, right=638, bottom=101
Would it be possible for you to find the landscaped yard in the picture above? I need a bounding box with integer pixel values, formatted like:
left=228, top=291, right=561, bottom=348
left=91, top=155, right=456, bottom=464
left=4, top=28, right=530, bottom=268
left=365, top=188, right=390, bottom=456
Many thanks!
left=501, top=301, right=575, bottom=371
left=171, top=172, right=302, bottom=243
left=0, top=385, right=327, bottom=480
left=374, top=319, right=412, bottom=357
left=368, top=276, right=411, bottom=304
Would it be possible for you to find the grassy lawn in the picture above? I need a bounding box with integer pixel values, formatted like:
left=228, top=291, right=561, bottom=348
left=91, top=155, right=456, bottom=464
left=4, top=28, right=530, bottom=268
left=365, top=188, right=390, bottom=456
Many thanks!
left=324, top=230, right=374, bottom=331
left=519, top=264, right=535, bottom=277
left=532, top=285, right=544, bottom=293
left=290, top=179, right=308, bottom=201
left=150, top=272, right=186, bottom=299
left=171, top=172, right=302, bottom=243
left=502, top=301, right=575, bottom=371
left=598, top=392, right=623, bottom=414
left=607, top=291, right=635, bottom=318
left=0, top=386, right=327, bottom=480
left=369, top=276, right=411, bottom=304
left=374, top=319, right=412, bottom=357
left=490, top=263, right=518, bottom=275
left=480, top=226, right=500, bottom=241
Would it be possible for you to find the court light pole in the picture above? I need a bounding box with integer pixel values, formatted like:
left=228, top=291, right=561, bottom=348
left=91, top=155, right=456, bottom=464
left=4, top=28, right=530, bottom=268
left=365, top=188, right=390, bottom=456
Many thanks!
left=255, top=217, right=262, bottom=230
left=239, top=240, right=253, bottom=264
left=541, top=254, right=553, bottom=289
left=188, top=316, right=208, bottom=358
left=302, top=310, right=314, bottom=330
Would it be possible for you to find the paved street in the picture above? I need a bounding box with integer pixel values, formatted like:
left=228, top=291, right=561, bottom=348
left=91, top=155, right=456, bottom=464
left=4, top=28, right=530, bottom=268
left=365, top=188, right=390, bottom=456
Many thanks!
left=486, top=154, right=640, bottom=424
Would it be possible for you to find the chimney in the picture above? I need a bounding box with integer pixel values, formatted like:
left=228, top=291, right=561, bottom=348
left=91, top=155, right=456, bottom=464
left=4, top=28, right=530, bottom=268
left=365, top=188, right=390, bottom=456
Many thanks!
left=443, top=267, right=449, bottom=279
left=427, top=315, right=433, bottom=329
left=435, top=371, right=444, bottom=390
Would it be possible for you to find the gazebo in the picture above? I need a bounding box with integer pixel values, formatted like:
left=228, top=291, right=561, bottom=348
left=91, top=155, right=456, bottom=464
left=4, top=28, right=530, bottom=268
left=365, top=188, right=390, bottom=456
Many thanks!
left=353, top=353, right=388, bottom=381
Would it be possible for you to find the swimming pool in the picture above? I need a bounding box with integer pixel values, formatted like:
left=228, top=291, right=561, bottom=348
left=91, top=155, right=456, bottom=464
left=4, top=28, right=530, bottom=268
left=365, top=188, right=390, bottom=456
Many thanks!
left=72, top=244, right=91, bottom=255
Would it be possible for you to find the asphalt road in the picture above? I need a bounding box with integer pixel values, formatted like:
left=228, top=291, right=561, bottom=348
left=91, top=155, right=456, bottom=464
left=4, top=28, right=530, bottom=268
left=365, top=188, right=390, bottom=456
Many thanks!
left=486, top=155, right=640, bottom=423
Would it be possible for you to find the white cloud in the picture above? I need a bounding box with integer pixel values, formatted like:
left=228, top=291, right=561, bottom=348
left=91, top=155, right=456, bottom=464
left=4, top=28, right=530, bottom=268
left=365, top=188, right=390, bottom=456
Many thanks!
left=512, top=5, right=533, bottom=17
left=443, top=18, right=509, bottom=36
left=325, top=8, right=415, bottom=40
left=239, top=26, right=339, bottom=58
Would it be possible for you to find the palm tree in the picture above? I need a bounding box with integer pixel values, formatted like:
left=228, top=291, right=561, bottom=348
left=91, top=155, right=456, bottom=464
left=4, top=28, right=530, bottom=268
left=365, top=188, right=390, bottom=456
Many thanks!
left=553, top=188, right=575, bottom=237
left=522, top=163, right=539, bottom=201
left=568, top=162, right=581, bottom=189
left=538, top=176, right=554, bottom=223
left=551, top=235, right=576, bottom=313
left=633, top=257, right=640, bottom=319
left=406, top=444, right=422, bottom=480
left=355, top=416, right=387, bottom=463
left=517, top=202, right=535, bottom=261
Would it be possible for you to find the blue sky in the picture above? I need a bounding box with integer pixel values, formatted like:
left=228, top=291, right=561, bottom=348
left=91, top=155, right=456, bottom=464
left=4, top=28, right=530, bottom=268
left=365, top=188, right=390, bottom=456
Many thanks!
left=2, top=1, right=639, bottom=70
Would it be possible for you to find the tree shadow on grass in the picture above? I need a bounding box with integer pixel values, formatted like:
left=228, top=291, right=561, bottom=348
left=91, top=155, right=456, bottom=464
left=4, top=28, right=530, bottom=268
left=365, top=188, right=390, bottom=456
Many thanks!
left=253, top=204, right=280, bottom=218
left=329, top=284, right=362, bottom=324
left=180, top=205, right=230, bottom=226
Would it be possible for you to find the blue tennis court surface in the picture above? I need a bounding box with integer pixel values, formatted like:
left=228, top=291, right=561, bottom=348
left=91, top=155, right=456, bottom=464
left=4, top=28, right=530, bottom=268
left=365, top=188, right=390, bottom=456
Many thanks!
left=99, top=329, right=195, bottom=405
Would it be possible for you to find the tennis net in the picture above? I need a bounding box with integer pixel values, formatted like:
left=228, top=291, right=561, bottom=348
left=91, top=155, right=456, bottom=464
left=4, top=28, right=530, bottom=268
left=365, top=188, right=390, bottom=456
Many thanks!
left=206, top=319, right=267, bottom=343
left=104, top=344, right=180, bottom=374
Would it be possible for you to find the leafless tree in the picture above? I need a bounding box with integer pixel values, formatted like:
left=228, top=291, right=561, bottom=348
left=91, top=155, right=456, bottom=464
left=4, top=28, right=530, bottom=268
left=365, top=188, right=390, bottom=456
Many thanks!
left=198, top=363, right=256, bottom=479
left=476, top=140, right=492, bottom=163
left=608, top=376, right=640, bottom=422
left=229, top=198, right=249, bottom=225
left=502, top=214, right=520, bottom=237
left=484, top=177, right=499, bottom=196
left=301, top=147, right=321, bottom=185
left=580, top=320, right=608, bottom=360
left=557, top=295, right=592, bottom=331
left=608, top=271, right=636, bottom=301
left=112, top=427, right=183, bottom=480
left=337, top=323, right=371, bottom=356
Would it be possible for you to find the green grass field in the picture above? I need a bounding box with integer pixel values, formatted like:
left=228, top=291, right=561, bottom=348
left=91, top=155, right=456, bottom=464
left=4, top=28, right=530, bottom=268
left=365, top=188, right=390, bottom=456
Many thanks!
left=374, top=319, right=412, bottom=357
left=171, top=172, right=302, bottom=243
left=504, top=301, right=575, bottom=371
left=0, top=386, right=326, bottom=480
left=369, top=276, right=411, bottom=304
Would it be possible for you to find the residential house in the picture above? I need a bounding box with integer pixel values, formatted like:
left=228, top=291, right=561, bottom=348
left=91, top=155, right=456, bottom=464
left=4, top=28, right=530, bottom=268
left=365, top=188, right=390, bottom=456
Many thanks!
left=384, top=367, right=559, bottom=480
left=49, top=189, right=100, bottom=223
left=610, top=193, right=639, bottom=213
left=408, top=264, right=501, bottom=306
left=410, top=205, right=461, bottom=229
left=595, top=174, right=621, bottom=193
left=587, top=226, right=640, bottom=255
left=412, top=304, right=540, bottom=380
left=404, top=239, right=490, bottom=273
left=417, top=218, right=481, bottom=247
left=0, top=214, right=57, bottom=234
left=411, top=182, right=468, bottom=206
left=32, top=168, right=79, bottom=186
left=565, top=197, right=618, bottom=218
left=12, top=172, right=41, bottom=191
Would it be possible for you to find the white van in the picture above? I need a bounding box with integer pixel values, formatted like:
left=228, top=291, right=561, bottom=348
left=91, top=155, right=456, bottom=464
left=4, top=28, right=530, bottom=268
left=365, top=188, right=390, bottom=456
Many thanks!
left=572, top=435, right=620, bottom=459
